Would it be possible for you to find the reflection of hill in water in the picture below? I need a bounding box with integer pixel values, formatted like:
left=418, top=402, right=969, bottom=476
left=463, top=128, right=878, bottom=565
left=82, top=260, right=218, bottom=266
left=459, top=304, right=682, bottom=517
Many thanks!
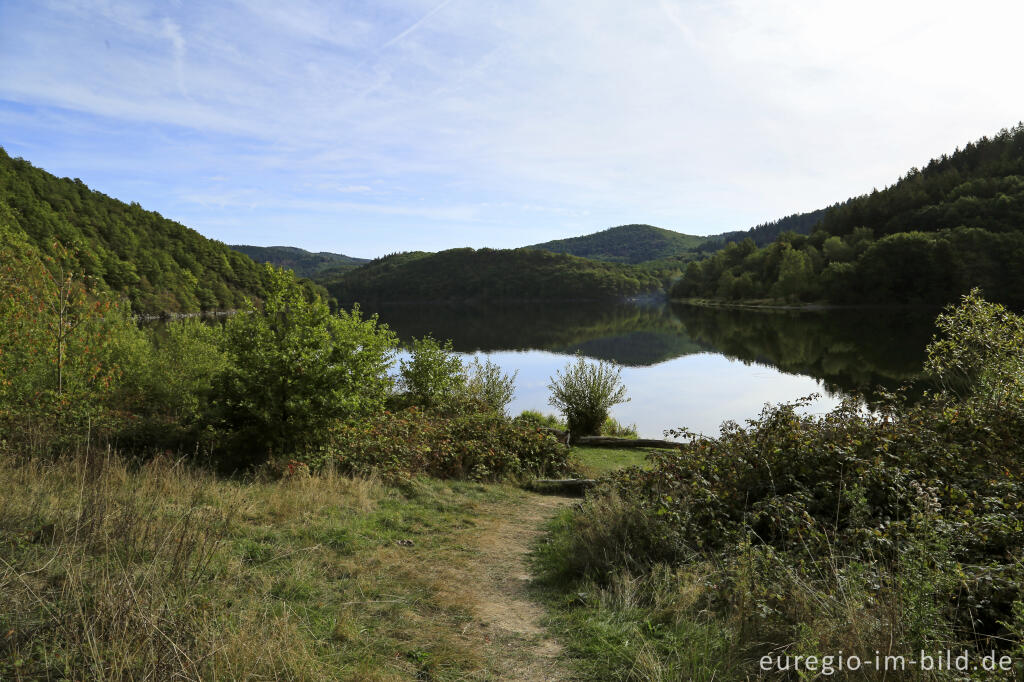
left=362, top=302, right=700, bottom=366
left=362, top=301, right=937, bottom=396
left=668, top=304, right=936, bottom=397
left=554, top=331, right=705, bottom=366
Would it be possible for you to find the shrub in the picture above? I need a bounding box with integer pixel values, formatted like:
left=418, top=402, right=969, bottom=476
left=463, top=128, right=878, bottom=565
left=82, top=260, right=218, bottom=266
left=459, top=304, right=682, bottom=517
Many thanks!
left=213, top=266, right=397, bottom=468
left=115, top=318, right=228, bottom=452
left=397, top=335, right=466, bottom=410
left=331, top=407, right=571, bottom=483
left=546, top=355, right=629, bottom=440
left=0, top=233, right=147, bottom=454
left=463, top=356, right=517, bottom=414
left=601, top=415, right=637, bottom=438
left=515, top=410, right=565, bottom=430
left=925, top=287, right=1024, bottom=404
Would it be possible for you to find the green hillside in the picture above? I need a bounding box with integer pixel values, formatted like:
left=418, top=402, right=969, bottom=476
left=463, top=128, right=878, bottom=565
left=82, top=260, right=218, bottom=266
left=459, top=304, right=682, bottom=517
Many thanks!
left=703, top=207, right=829, bottom=249
left=229, top=244, right=367, bottom=278
left=318, top=248, right=663, bottom=304
left=673, top=123, right=1024, bottom=306
left=0, top=148, right=299, bottom=314
left=528, top=223, right=707, bottom=263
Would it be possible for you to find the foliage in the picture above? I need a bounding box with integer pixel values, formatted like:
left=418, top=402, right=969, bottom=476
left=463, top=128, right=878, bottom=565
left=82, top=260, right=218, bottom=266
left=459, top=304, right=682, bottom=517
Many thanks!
left=463, top=356, right=517, bottom=414
left=319, top=247, right=664, bottom=304
left=544, top=291, right=1024, bottom=677
left=673, top=123, right=1024, bottom=306
left=515, top=409, right=566, bottom=430
left=213, top=266, right=397, bottom=467
left=332, top=406, right=571, bottom=483
left=547, top=355, right=630, bottom=439
left=601, top=415, right=637, bottom=438
left=229, top=244, right=366, bottom=278
left=0, top=224, right=147, bottom=452
left=702, top=207, right=829, bottom=250
left=528, top=223, right=707, bottom=264
left=0, top=148, right=323, bottom=314
left=397, top=335, right=466, bottom=410
left=925, top=288, right=1024, bottom=404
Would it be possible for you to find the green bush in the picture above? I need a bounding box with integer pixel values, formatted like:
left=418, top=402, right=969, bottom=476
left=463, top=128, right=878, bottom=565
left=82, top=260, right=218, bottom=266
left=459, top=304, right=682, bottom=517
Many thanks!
left=601, top=415, right=637, bottom=438
left=0, top=231, right=148, bottom=454
left=397, top=335, right=466, bottom=410
left=115, top=318, right=228, bottom=452
left=331, top=407, right=571, bottom=483
left=463, top=356, right=517, bottom=414
left=213, top=265, right=397, bottom=468
left=515, top=409, right=565, bottom=430
left=546, top=355, right=630, bottom=440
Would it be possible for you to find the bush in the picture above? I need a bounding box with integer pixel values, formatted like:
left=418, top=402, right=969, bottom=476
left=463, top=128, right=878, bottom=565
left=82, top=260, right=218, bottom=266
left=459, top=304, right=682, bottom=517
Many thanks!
left=463, top=356, right=517, bottom=414
left=213, top=266, right=397, bottom=468
left=546, top=355, right=629, bottom=440
left=925, top=287, right=1024, bottom=404
left=601, top=415, right=637, bottom=438
left=515, top=410, right=565, bottom=430
left=0, top=233, right=147, bottom=454
left=331, top=407, right=571, bottom=483
left=115, top=318, right=228, bottom=452
left=397, top=335, right=466, bottom=410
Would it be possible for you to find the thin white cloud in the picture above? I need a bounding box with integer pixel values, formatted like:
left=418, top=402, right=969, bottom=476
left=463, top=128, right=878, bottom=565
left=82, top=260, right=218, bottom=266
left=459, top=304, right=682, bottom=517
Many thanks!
left=161, top=17, right=189, bottom=98
left=3, top=0, right=1024, bottom=254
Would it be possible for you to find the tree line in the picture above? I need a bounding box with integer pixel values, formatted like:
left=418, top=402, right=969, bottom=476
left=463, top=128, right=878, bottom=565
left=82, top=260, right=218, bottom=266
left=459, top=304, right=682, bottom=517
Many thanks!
left=673, top=123, right=1024, bottom=306
left=0, top=148, right=322, bottom=314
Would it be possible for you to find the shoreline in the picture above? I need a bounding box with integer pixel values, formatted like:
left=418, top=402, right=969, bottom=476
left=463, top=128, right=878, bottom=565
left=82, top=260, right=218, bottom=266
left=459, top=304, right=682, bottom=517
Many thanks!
left=671, top=298, right=943, bottom=312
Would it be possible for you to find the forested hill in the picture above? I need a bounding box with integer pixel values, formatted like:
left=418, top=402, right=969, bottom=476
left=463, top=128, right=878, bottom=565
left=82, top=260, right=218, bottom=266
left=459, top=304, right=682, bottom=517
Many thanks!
left=672, top=124, right=1024, bottom=307
left=527, top=224, right=706, bottom=263
left=703, top=208, right=830, bottom=249
left=317, top=248, right=663, bottom=304
left=0, top=148, right=298, bottom=314
left=230, top=244, right=367, bottom=278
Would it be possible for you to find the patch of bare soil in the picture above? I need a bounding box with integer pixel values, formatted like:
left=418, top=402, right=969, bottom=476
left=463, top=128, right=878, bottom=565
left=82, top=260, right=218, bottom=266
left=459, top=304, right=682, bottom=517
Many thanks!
left=461, top=493, right=574, bottom=681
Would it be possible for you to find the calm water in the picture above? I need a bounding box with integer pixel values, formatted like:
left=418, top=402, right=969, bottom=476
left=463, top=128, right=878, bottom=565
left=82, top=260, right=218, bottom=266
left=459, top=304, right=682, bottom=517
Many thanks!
left=367, top=302, right=938, bottom=438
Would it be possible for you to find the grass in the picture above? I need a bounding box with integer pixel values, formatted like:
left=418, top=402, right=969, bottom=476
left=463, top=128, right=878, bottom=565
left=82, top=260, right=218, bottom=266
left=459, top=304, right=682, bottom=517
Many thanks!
left=571, top=445, right=654, bottom=476
left=532, top=502, right=737, bottom=681
left=0, top=450, right=544, bottom=681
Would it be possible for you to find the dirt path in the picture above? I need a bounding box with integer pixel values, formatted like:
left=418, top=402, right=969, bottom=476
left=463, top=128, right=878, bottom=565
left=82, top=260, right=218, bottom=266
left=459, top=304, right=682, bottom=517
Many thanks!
left=460, top=492, right=574, bottom=681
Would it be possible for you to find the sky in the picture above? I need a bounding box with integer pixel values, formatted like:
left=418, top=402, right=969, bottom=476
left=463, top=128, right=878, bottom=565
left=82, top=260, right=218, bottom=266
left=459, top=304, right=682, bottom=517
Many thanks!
left=2, top=0, right=1023, bottom=258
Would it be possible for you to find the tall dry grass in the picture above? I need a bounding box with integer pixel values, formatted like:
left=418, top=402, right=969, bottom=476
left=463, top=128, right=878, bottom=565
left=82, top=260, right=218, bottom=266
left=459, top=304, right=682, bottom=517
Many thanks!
left=0, top=449, right=385, bottom=680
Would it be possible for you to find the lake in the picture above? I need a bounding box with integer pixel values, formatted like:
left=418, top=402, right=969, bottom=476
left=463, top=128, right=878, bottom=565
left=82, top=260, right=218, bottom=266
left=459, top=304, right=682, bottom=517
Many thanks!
left=361, top=302, right=940, bottom=439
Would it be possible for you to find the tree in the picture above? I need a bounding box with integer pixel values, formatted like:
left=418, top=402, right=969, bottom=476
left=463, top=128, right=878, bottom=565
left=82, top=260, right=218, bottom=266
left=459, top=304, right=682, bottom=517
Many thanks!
left=1, top=214, right=143, bottom=448
left=397, top=335, right=466, bottom=409
left=214, top=265, right=397, bottom=466
left=547, top=355, right=630, bottom=440
left=773, top=247, right=814, bottom=301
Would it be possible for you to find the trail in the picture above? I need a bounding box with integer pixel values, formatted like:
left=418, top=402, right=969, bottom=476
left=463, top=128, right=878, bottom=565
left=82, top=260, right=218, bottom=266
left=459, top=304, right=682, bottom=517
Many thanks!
left=451, top=492, right=574, bottom=681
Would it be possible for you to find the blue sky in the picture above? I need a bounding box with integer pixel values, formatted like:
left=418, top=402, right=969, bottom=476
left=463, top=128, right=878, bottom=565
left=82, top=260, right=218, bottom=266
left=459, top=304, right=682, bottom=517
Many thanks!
left=2, top=0, right=1023, bottom=258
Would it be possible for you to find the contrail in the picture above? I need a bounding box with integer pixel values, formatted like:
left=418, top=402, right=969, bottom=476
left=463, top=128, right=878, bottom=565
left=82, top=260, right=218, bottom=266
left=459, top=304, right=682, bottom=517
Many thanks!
left=382, top=0, right=457, bottom=49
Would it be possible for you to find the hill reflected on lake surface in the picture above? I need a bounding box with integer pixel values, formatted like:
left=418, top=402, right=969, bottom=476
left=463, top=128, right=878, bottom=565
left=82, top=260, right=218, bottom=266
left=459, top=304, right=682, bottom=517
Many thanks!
left=363, top=301, right=937, bottom=399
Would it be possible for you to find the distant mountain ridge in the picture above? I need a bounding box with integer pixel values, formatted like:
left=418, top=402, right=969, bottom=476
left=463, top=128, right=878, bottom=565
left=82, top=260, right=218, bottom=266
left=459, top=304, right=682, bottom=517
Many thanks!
left=230, top=244, right=367, bottom=278
left=318, top=248, right=663, bottom=304
left=527, top=223, right=707, bottom=263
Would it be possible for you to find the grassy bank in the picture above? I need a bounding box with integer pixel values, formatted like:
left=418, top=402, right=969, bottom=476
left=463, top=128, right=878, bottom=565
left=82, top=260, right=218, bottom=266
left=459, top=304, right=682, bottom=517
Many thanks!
left=0, top=444, right=648, bottom=680
left=0, top=452, right=545, bottom=680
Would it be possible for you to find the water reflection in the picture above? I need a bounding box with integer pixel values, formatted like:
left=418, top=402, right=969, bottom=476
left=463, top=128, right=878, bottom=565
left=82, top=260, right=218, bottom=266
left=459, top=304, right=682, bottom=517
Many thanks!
left=161, top=302, right=938, bottom=438
left=364, top=302, right=936, bottom=396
